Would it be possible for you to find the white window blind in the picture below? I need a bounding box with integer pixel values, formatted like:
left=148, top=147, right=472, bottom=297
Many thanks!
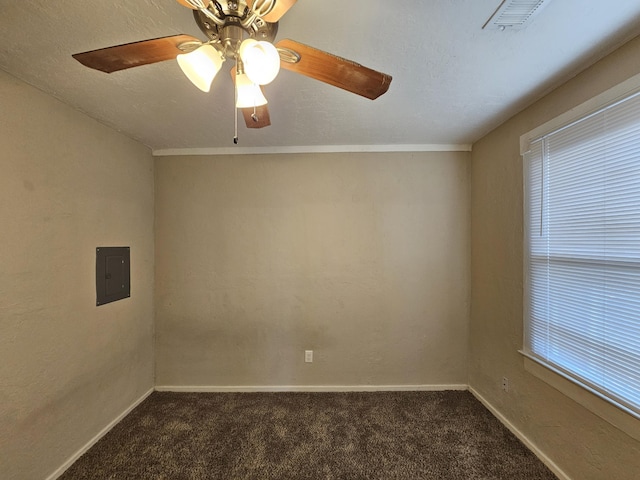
left=523, top=90, right=640, bottom=417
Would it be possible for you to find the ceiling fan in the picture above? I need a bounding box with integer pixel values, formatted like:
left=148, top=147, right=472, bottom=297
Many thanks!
left=72, top=0, right=392, bottom=138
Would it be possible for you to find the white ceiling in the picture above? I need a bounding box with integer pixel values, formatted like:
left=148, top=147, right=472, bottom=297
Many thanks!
left=2, top=0, right=640, bottom=153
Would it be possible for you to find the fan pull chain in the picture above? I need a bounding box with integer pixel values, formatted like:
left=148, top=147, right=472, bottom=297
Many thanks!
left=234, top=60, right=239, bottom=144
left=234, top=102, right=239, bottom=145
left=234, top=110, right=239, bottom=144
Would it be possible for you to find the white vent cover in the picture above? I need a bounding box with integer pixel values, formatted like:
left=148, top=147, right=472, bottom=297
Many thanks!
left=483, top=0, right=552, bottom=30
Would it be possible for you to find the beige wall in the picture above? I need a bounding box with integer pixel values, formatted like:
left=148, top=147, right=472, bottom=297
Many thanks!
left=0, top=71, right=155, bottom=479
left=10, top=30, right=640, bottom=480
left=155, top=151, right=470, bottom=387
left=470, top=36, right=640, bottom=479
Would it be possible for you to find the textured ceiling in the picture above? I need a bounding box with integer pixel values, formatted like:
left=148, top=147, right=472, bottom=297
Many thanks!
left=2, top=0, right=640, bottom=152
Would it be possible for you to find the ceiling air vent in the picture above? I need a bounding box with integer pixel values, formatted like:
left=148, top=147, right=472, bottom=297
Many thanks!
left=483, top=0, right=552, bottom=30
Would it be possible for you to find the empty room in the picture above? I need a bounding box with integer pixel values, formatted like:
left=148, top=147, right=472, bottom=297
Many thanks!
left=2, top=1, right=640, bottom=479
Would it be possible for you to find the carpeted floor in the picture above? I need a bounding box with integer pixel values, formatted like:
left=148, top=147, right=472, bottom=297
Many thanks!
left=60, top=391, right=557, bottom=479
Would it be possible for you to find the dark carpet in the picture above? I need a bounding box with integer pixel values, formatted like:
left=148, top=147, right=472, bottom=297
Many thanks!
left=60, top=391, right=557, bottom=479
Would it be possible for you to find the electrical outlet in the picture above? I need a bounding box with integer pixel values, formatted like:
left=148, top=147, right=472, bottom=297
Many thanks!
left=502, top=376, right=509, bottom=392
left=305, top=350, right=313, bottom=363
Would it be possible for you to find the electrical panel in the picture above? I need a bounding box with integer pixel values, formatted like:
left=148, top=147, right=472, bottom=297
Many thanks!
left=96, top=247, right=130, bottom=306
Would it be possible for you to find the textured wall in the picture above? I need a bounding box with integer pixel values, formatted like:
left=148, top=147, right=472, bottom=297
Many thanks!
left=155, top=151, right=470, bottom=388
left=469, top=36, right=640, bottom=479
left=0, top=71, right=155, bottom=479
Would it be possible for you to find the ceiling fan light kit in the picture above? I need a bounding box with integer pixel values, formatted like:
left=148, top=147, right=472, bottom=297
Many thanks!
left=239, top=38, right=281, bottom=85
left=235, top=72, right=268, bottom=108
left=72, top=0, right=392, bottom=138
left=177, top=44, right=225, bottom=92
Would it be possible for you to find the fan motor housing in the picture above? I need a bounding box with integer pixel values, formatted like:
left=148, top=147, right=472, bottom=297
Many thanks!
left=193, top=1, right=278, bottom=45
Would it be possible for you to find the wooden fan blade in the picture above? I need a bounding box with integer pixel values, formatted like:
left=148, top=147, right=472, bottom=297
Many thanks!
left=241, top=105, right=271, bottom=128
left=229, top=66, right=272, bottom=128
left=175, top=0, right=197, bottom=9
left=276, top=39, right=392, bottom=100
left=247, top=0, right=297, bottom=22
left=72, top=35, right=201, bottom=73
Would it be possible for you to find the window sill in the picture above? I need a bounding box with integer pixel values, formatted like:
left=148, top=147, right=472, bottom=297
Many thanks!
left=520, top=351, right=640, bottom=442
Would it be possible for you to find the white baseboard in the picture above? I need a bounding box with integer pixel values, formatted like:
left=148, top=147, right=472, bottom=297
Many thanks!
left=46, top=387, right=154, bottom=480
left=155, top=384, right=468, bottom=393
left=469, top=387, right=572, bottom=480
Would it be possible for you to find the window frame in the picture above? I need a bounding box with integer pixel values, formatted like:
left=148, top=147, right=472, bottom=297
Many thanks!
left=519, top=72, right=640, bottom=441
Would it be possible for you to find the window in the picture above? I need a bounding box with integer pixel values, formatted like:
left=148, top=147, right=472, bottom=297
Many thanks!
left=522, top=89, right=640, bottom=418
